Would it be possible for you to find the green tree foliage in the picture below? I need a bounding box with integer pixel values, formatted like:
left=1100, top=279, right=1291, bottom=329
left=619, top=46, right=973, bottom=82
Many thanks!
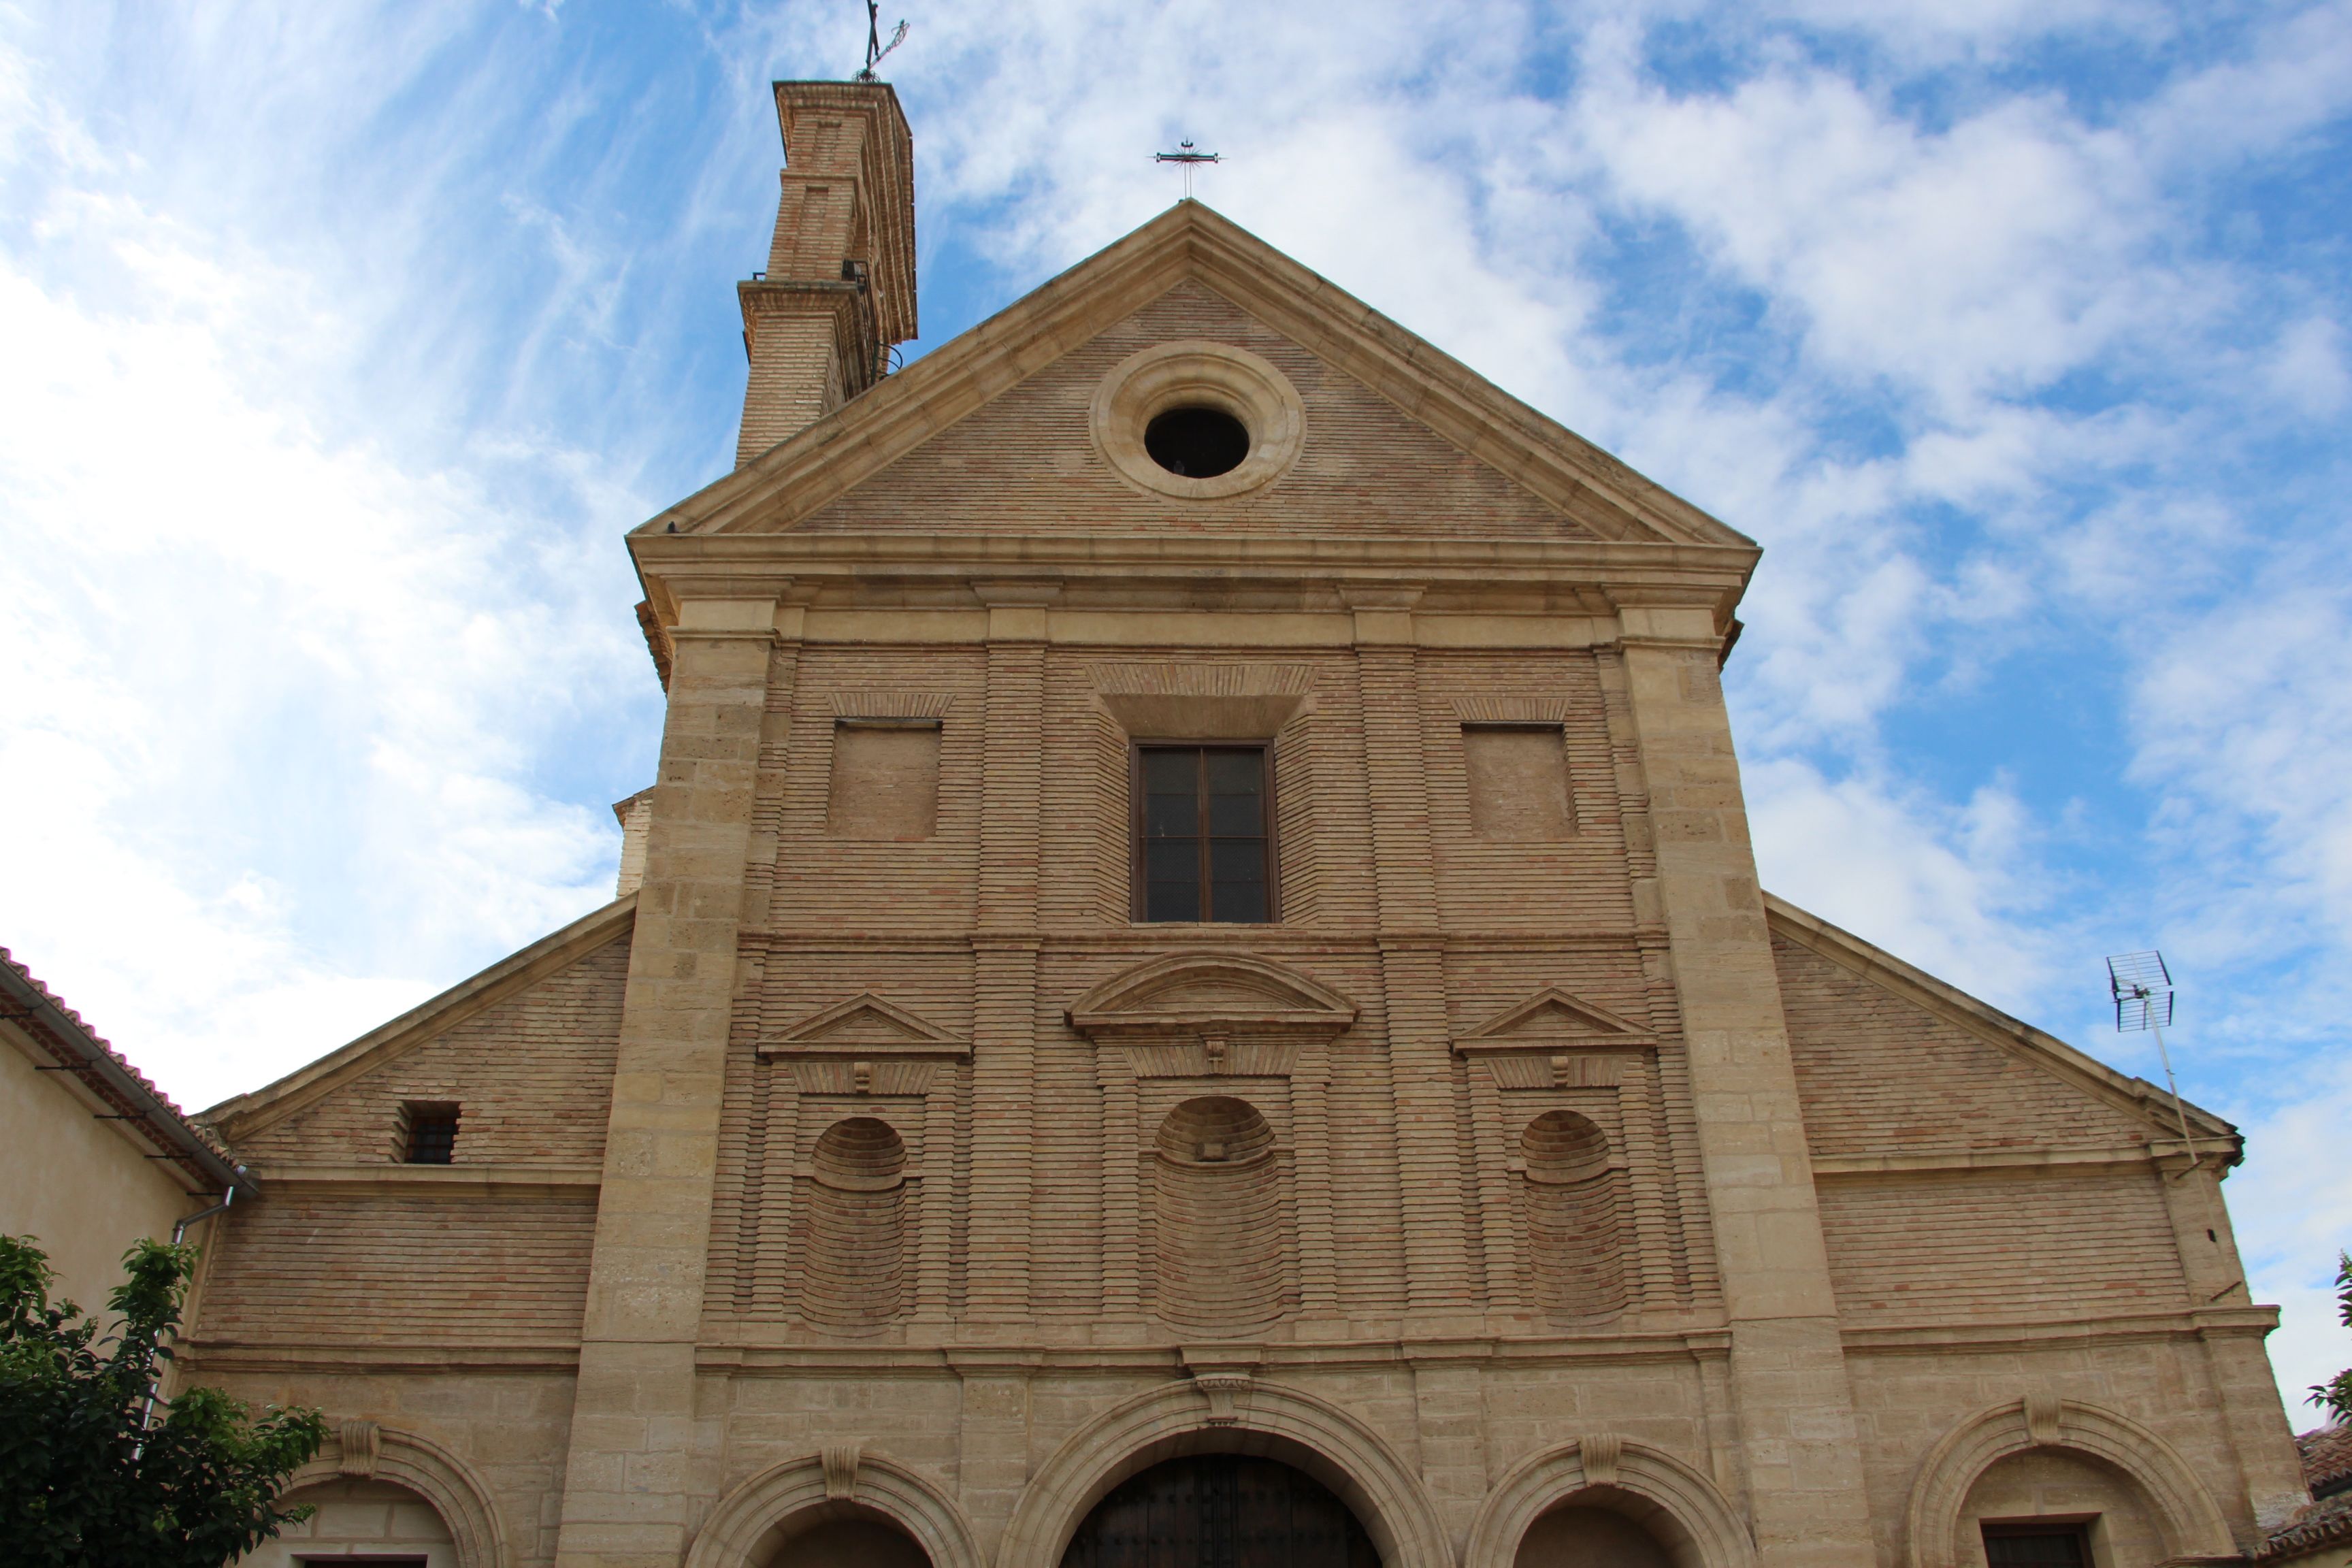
left=2314, top=1251, right=2352, bottom=1426
left=0, top=1232, right=325, bottom=1567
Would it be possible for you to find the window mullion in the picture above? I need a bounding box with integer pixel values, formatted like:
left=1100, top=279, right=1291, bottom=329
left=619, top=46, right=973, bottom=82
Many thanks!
left=1197, top=748, right=1213, bottom=913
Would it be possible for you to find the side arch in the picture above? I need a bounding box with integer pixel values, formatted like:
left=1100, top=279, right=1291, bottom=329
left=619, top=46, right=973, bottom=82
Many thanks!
left=685, top=1448, right=986, bottom=1568
left=996, top=1377, right=1452, bottom=1568
left=1902, top=1396, right=2237, bottom=1568
left=280, top=1423, right=506, bottom=1568
left=1462, top=1435, right=1754, bottom=1568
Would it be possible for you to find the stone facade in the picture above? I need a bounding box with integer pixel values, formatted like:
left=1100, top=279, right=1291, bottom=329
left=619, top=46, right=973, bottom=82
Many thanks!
left=189, top=80, right=2312, bottom=1568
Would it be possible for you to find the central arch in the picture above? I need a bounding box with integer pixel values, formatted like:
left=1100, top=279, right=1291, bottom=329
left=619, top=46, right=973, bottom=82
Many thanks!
left=998, top=1377, right=1452, bottom=1568
left=1062, top=1454, right=1377, bottom=1568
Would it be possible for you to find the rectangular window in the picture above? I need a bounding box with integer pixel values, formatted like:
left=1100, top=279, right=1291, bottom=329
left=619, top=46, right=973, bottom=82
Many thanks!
left=1462, top=725, right=1573, bottom=840
left=1981, top=1526, right=2090, bottom=1567
left=1133, top=745, right=1272, bottom=924
left=402, top=1102, right=460, bottom=1165
left=827, top=719, right=941, bottom=839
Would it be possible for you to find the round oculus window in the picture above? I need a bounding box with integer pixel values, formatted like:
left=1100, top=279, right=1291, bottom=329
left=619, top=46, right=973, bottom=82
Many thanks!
left=1143, top=406, right=1250, bottom=478
left=1089, top=340, right=1305, bottom=501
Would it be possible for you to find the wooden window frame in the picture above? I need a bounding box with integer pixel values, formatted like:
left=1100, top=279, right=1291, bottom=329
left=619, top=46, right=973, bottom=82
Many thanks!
left=1128, top=740, right=1280, bottom=924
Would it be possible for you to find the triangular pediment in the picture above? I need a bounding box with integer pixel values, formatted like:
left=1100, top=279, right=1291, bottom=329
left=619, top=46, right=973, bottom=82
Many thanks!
left=1066, top=953, right=1357, bottom=1038
left=1454, top=987, right=1654, bottom=1055
left=638, top=204, right=1752, bottom=553
left=756, top=993, right=968, bottom=1058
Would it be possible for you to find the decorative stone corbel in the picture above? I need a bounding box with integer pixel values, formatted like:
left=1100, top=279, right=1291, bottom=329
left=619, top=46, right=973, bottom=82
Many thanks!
left=2023, top=1391, right=2063, bottom=1446
left=822, top=1443, right=864, bottom=1501
left=338, top=1419, right=381, bottom=1479
left=1578, top=1433, right=1623, bottom=1488
left=1194, top=1375, right=1254, bottom=1426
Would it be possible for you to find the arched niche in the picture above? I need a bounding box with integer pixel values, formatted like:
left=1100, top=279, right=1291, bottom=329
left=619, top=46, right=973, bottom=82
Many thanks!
left=261, top=1422, right=505, bottom=1568
left=1152, top=1096, right=1287, bottom=1330
left=1518, top=1110, right=1627, bottom=1321
left=800, top=1115, right=909, bottom=1330
left=1901, top=1397, right=2236, bottom=1568
left=998, top=1377, right=1453, bottom=1568
left=685, top=1448, right=985, bottom=1568
left=1462, top=1436, right=1754, bottom=1568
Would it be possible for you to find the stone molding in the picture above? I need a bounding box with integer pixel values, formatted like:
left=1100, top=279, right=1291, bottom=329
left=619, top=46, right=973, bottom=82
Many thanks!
left=283, top=1422, right=506, bottom=1568
left=1901, top=1396, right=2238, bottom=1568
left=1460, top=1435, right=1755, bottom=1568
left=994, top=1375, right=1453, bottom=1568
left=682, top=1448, right=985, bottom=1568
left=1088, top=340, right=1307, bottom=502
left=827, top=689, right=958, bottom=719
left=1065, top=953, right=1358, bottom=1040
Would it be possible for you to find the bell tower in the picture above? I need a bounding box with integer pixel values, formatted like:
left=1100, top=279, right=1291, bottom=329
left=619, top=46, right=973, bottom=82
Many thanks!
left=735, top=80, right=917, bottom=466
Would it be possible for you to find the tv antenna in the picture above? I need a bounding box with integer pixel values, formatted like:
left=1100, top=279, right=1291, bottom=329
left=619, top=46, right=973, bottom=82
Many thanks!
left=1153, top=139, right=1222, bottom=201
left=857, top=0, right=908, bottom=82
left=2106, top=950, right=2203, bottom=1178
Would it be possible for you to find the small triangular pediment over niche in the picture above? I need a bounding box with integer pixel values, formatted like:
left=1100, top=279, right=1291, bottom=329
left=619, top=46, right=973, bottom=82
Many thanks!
left=1454, top=987, right=1654, bottom=1056
left=1065, top=953, right=1357, bottom=1040
left=755, top=993, right=969, bottom=1058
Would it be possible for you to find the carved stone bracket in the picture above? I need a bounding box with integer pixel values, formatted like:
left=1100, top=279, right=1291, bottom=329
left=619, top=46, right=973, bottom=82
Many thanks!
left=338, top=1418, right=381, bottom=1479
left=822, top=1442, right=864, bottom=1501
left=1194, top=1375, right=1254, bottom=1426
left=1577, top=1433, right=1623, bottom=1488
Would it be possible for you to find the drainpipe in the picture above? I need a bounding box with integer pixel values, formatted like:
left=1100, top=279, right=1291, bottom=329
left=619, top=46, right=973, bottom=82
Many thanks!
left=142, top=1181, right=242, bottom=1435
left=172, top=1181, right=239, bottom=1245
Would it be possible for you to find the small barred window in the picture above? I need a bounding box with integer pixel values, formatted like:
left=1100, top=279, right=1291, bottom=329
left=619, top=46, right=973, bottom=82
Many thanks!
left=402, top=1103, right=460, bottom=1165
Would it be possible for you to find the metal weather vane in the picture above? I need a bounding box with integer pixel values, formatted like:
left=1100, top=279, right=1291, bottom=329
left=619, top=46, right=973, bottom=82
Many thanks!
left=1153, top=138, right=1222, bottom=201
left=856, top=0, right=909, bottom=81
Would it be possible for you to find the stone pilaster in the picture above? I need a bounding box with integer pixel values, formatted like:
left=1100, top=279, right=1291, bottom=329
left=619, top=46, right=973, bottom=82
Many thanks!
left=551, top=583, right=788, bottom=1568
left=1346, top=588, right=1476, bottom=1321
left=1409, top=1357, right=1491, bottom=1549
left=964, top=584, right=1054, bottom=1321
left=1613, top=600, right=1875, bottom=1568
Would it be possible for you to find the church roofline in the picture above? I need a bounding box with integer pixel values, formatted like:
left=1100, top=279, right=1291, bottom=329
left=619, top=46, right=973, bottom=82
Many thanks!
left=636, top=201, right=1758, bottom=558
left=1763, top=892, right=2242, bottom=1162
left=199, top=893, right=638, bottom=1140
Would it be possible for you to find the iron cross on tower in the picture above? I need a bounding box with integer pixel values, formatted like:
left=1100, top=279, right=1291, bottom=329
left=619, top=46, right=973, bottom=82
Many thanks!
left=1153, top=139, right=1222, bottom=201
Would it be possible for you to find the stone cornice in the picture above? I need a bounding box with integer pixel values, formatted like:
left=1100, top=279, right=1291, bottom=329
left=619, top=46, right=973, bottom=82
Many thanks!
left=246, top=1162, right=604, bottom=1196
left=1807, top=1142, right=2236, bottom=1177
left=632, top=529, right=1754, bottom=631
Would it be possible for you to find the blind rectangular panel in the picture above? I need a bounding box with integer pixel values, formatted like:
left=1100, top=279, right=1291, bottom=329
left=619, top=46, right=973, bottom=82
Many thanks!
left=1140, top=746, right=1269, bottom=923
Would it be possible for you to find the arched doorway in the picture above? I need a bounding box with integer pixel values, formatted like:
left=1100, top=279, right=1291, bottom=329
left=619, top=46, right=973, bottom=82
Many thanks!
left=1060, top=1454, right=1378, bottom=1568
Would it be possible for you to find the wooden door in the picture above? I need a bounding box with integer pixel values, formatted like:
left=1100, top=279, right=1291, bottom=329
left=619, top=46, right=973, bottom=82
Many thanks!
left=1060, top=1456, right=1379, bottom=1568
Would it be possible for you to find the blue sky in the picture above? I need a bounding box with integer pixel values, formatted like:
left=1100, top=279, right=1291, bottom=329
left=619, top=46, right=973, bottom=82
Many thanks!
left=1, top=1, right=2345, bottom=1409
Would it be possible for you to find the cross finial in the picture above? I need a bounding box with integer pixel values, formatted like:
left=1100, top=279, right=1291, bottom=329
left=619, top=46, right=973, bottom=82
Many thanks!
left=1152, top=138, right=1222, bottom=201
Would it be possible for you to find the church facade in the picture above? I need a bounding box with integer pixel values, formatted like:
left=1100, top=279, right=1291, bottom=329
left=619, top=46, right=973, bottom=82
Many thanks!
left=189, top=81, right=2310, bottom=1568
